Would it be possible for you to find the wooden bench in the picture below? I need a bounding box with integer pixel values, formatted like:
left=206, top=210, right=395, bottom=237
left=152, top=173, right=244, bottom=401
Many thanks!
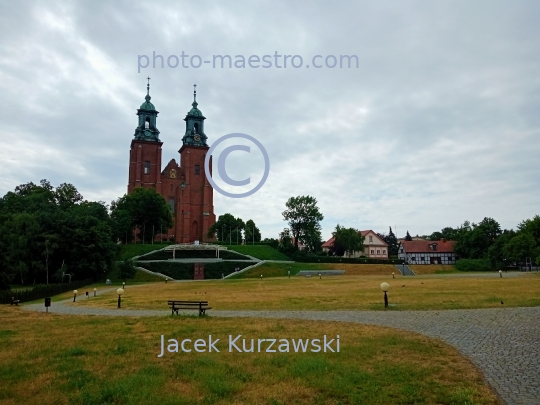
left=167, top=300, right=211, bottom=316
left=10, top=297, right=20, bottom=306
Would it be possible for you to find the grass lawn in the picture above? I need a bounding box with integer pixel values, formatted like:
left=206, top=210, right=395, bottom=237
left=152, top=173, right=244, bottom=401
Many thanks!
left=68, top=273, right=540, bottom=311
left=231, top=262, right=401, bottom=278
left=409, top=265, right=458, bottom=275
left=0, top=306, right=499, bottom=405
left=223, top=245, right=291, bottom=261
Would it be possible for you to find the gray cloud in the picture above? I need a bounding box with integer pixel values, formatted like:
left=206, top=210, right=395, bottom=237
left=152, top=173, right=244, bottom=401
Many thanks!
left=1, top=0, right=539, bottom=241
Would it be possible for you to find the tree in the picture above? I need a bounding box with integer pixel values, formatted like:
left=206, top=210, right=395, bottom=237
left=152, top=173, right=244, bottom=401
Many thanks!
left=332, top=225, right=364, bottom=257
left=405, top=231, right=412, bottom=241
left=111, top=187, right=173, bottom=243
left=208, top=213, right=244, bottom=243
left=244, top=219, right=261, bottom=244
left=277, top=228, right=296, bottom=256
left=381, top=226, right=399, bottom=256
left=517, top=215, right=540, bottom=244
left=455, top=217, right=502, bottom=259
left=0, top=180, right=117, bottom=286
left=282, top=196, right=324, bottom=251
left=503, top=233, right=537, bottom=264
left=487, top=230, right=516, bottom=267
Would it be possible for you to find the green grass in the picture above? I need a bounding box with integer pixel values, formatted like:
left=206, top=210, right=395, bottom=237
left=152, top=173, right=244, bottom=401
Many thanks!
left=0, top=307, right=500, bottom=404
left=118, top=244, right=171, bottom=260
left=107, top=268, right=166, bottom=283
left=223, top=245, right=291, bottom=261
left=140, top=249, right=249, bottom=261
left=136, top=261, right=254, bottom=280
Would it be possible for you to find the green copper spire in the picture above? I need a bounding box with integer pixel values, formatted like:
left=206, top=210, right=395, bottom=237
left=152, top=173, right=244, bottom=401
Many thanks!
left=134, top=77, right=160, bottom=142
left=182, top=84, right=208, bottom=147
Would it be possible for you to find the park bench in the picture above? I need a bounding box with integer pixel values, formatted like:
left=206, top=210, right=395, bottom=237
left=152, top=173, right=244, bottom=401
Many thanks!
left=167, top=300, right=211, bottom=316
left=10, top=297, right=20, bottom=306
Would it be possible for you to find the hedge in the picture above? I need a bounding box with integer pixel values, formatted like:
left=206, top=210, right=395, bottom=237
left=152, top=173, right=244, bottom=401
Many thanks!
left=1, top=279, right=94, bottom=304
left=292, top=256, right=404, bottom=265
left=139, top=249, right=248, bottom=261
left=455, top=259, right=492, bottom=272
left=135, top=261, right=254, bottom=280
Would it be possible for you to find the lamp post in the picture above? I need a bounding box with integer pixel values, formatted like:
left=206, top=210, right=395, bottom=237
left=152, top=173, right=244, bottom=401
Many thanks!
left=117, top=288, right=124, bottom=308
left=380, top=282, right=390, bottom=308
left=392, top=272, right=395, bottom=279
left=73, top=290, right=78, bottom=302
left=319, top=273, right=321, bottom=279
left=93, top=288, right=97, bottom=297
left=499, top=270, right=502, bottom=278
left=123, top=281, right=126, bottom=290
left=402, top=261, right=405, bottom=276
left=260, top=274, right=263, bottom=280
left=503, top=258, right=507, bottom=273
left=288, top=268, right=290, bottom=279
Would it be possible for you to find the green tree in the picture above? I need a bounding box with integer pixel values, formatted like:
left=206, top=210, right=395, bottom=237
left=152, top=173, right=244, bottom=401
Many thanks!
left=381, top=226, right=399, bottom=255
left=277, top=228, right=296, bottom=256
left=282, top=196, right=324, bottom=251
left=111, top=187, right=173, bottom=243
left=517, top=215, right=540, bottom=243
left=503, top=233, right=537, bottom=264
left=332, top=225, right=364, bottom=257
left=244, top=219, right=262, bottom=244
left=405, top=231, right=412, bottom=241
left=487, top=230, right=516, bottom=267
left=208, top=213, right=245, bottom=243
left=455, top=217, right=502, bottom=259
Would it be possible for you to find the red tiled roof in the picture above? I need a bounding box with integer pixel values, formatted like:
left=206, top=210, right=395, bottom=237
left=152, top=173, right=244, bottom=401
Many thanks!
left=401, top=239, right=456, bottom=253
left=322, top=237, right=334, bottom=248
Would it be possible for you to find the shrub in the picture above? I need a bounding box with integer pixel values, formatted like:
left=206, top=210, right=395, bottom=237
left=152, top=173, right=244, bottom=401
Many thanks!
left=455, top=259, right=492, bottom=272
left=135, top=261, right=254, bottom=280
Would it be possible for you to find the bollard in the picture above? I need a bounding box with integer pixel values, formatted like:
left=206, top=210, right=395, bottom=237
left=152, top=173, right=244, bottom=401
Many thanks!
left=93, top=288, right=97, bottom=297
left=319, top=273, right=321, bottom=279
left=392, top=272, right=395, bottom=279
left=73, top=290, right=78, bottom=302
left=499, top=270, right=502, bottom=278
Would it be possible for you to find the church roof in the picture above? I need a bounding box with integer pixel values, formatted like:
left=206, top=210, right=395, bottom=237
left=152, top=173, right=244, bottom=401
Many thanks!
left=140, top=94, right=155, bottom=111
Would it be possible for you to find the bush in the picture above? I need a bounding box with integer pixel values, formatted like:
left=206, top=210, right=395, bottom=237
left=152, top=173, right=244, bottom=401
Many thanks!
left=0, top=279, right=93, bottom=304
left=117, top=260, right=137, bottom=280
left=140, top=249, right=249, bottom=261
left=135, top=261, right=254, bottom=280
left=455, top=259, right=492, bottom=272
left=292, top=255, right=404, bottom=265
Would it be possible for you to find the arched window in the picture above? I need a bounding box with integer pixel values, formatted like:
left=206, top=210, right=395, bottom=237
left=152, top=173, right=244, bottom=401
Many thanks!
left=194, top=123, right=199, bottom=133
left=145, top=118, right=150, bottom=129
left=168, top=198, right=174, bottom=213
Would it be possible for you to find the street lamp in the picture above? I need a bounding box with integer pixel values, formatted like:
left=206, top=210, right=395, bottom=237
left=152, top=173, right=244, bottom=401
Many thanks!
left=123, top=281, right=126, bottom=289
left=319, top=273, right=321, bottom=279
left=117, top=288, right=124, bottom=308
left=73, top=290, right=78, bottom=302
left=402, top=261, right=405, bottom=276
left=288, top=268, right=291, bottom=279
left=392, top=272, right=395, bottom=279
left=93, top=288, right=97, bottom=297
left=380, top=282, right=390, bottom=308
left=499, top=270, right=502, bottom=278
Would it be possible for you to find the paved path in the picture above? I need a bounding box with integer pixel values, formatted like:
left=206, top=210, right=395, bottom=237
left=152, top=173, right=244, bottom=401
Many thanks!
left=23, top=298, right=539, bottom=405
left=395, top=264, right=416, bottom=275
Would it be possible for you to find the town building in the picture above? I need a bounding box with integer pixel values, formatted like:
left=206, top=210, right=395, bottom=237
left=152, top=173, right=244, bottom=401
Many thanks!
left=322, top=230, right=388, bottom=258
left=398, top=239, right=457, bottom=264
left=127, top=82, right=216, bottom=243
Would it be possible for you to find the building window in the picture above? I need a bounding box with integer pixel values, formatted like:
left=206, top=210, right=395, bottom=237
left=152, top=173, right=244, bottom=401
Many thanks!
left=195, top=165, right=200, bottom=175
left=412, top=257, right=416, bottom=261
left=377, top=250, right=380, bottom=254
left=383, top=250, right=386, bottom=254
left=369, top=236, right=373, bottom=242
left=168, top=198, right=174, bottom=213
left=371, top=249, right=374, bottom=254
left=144, top=161, right=150, bottom=174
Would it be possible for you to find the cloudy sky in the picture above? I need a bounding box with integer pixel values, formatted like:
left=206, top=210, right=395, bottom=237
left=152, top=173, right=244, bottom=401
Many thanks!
left=1, top=0, right=539, bottom=241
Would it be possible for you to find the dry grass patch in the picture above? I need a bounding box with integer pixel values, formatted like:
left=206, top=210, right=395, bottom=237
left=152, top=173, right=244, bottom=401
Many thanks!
left=236, top=262, right=399, bottom=278
left=0, top=306, right=499, bottom=405
left=409, top=265, right=457, bottom=275
left=69, top=273, right=540, bottom=311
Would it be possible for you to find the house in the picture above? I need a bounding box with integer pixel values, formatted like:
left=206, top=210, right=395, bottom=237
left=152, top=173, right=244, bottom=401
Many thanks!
left=322, top=230, right=388, bottom=259
left=398, top=239, right=457, bottom=265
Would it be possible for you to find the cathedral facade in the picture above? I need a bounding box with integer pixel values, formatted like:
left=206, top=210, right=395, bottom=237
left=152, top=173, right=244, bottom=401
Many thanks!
left=127, top=83, right=216, bottom=243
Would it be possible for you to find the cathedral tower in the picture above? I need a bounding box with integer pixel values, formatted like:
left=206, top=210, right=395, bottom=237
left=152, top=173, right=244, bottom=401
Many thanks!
left=128, top=82, right=216, bottom=243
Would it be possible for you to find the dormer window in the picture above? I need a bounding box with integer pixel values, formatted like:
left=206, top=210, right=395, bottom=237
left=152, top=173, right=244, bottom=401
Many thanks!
left=429, top=243, right=438, bottom=251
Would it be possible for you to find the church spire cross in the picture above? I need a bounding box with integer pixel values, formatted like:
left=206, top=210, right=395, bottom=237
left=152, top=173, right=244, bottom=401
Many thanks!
left=146, top=77, right=151, bottom=95
left=193, top=84, right=197, bottom=102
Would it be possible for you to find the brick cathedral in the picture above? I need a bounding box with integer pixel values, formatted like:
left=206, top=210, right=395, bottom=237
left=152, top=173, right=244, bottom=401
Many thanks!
left=127, top=82, right=216, bottom=243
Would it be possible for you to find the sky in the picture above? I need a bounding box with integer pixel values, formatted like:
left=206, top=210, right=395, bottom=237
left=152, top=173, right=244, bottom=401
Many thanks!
left=1, top=0, right=539, bottom=242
